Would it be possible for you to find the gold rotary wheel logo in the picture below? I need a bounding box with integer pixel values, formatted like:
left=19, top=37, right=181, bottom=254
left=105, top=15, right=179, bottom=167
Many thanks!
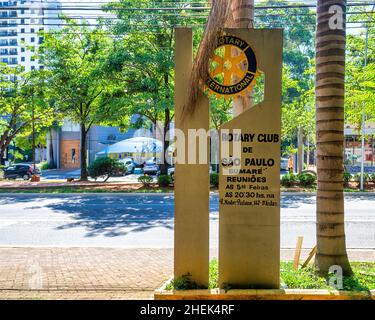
left=204, top=34, right=260, bottom=99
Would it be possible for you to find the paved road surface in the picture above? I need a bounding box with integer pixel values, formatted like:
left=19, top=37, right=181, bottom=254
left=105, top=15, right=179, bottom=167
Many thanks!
left=0, top=193, right=374, bottom=248
left=41, top=169, right=149, bottom=183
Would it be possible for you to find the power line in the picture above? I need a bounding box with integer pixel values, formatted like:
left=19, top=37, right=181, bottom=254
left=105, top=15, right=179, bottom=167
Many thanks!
left=1, top=2, right=375, bottom=11
left=2, top=10, right=375, bottom=20
left=1, top=21, right=373, bottom=29
left=0, top=25, right=369, bottom=37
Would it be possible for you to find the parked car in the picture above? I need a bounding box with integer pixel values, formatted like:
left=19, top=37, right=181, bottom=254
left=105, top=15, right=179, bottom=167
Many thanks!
left=119, top=158, right=136, bottom=174
left=143, top=159, right=159, bottom=175
left=4, top=164, right=41, bottom=180
left=280, top=157, right=289, bottom=171
left=168, top=167, right=175, bottom=177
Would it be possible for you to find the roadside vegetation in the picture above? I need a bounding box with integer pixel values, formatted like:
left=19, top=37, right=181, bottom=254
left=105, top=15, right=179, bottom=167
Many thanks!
left=166, top=259, right=375, bottom=291
left=88, top=157, right=127, bottom=182
left=1, top=169, right=375, bottom=193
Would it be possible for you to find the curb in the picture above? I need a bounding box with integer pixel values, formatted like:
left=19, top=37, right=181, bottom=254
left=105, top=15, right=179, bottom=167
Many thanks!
left=0, top=192, right=175, bottom=197
left=0, top=192, right=374, bottom=197
left=154, top=288, right=375, bottom=300
left=279, top=192, right=375, bottom=196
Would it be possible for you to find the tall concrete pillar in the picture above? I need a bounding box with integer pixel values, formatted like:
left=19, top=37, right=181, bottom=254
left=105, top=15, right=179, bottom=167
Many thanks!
left=174, top=28, right=210, bottom=287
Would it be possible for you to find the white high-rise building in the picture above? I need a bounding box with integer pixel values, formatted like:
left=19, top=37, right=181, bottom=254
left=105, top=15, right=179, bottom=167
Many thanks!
left=0, top=0, right=61, bottom=71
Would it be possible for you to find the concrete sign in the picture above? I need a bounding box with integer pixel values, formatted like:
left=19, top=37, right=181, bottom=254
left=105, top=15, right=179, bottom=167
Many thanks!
left=219, top=29, right=283, bottom=289
left=174, top=28, right=283, bottom=289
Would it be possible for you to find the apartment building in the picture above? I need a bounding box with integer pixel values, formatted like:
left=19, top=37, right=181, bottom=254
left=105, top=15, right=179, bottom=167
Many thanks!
left=0, top=0, right=60, bottom=71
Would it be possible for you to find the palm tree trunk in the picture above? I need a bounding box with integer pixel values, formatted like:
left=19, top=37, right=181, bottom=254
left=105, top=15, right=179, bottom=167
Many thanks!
left=230, top=0, right=254, bottom=28
left=229, top=0, right=254, bottom=116
left=315, top=0, right=352, bottom=275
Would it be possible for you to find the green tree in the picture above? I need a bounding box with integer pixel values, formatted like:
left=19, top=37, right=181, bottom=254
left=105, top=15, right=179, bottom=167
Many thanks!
left=257, top=1, right=315, bottom=92
left=210, top=96, right=233, bottom=130
left=257, top=1, right=316, bottom=164
left=0, top=65, right=54, bottom=164
left=104, top=0, right=206, bottom=174
left=38, top=19, right=128, bottom=180
left=103, top=30, right=174, bottom=173
left=345, top=23, right=375, bottom=127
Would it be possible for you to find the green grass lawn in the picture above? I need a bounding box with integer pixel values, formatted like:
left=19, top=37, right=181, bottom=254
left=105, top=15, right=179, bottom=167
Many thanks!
left=279, top=261, right=375, bottom=291
left=167, top=260, right=375, bottom=291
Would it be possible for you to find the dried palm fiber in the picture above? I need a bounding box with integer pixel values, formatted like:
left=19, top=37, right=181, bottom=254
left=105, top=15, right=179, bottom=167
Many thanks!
left=182, top=0, right=233, bottom=119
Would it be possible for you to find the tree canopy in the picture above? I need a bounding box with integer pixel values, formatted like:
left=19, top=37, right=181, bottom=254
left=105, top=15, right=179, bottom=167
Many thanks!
left=38, top=19, right=129, bottom=179
left=346, top=19, right=375, bottom=128
left=0, top=65, right=54, bottom=164
left=103, top=0, right=206, bottom=173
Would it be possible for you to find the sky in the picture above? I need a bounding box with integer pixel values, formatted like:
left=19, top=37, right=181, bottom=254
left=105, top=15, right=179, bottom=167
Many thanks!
left=54, top=0, right=116, bottom=18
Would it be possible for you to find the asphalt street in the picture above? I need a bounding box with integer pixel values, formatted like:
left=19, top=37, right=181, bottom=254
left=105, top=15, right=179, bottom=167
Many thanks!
left=0, top=193, right=374, bottom=248
left=40, top=169, right=146, bottom=183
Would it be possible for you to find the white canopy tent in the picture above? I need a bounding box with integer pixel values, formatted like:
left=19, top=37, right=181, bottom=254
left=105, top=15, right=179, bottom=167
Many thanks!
left=96, top=137, right=163, bottom=164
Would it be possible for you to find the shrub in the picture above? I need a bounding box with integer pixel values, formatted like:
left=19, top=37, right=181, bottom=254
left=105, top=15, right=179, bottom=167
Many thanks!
left=301, top=170, right=317, bottom=177
left=343, top=172, right=352, bottom=187
left=40, top=162, right=50, bottom=170
left=210, top=172, right=219, bottom=188
left=138, top=175, right=153, bottom=187
left=88, top=157, right=126, bottom=182
left=157, top=174, right=172, bottom=187
left=209, top=258, right=219, bottom=289
left=165, top=273, right=205, bottom=291
left=281, top=262, right=329, bottom=289
left=354, top=173, right=370, bottom=186
left=297, top=172, right=316, bottom=188
left=364, top=173, right=371, bottom=184
left=281, top=173, right=297, bottom=187
left=370, top=173, right=375, bottom=183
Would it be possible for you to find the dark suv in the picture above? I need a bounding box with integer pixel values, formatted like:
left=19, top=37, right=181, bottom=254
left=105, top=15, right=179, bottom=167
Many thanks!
left=4, top=164, right=41, bottom=180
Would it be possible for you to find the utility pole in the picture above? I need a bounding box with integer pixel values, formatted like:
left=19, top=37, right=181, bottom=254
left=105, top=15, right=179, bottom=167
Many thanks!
left=297, top=126, right=304, bottom=173
left=360, top=27, right=368, bottom=190
left=32, top=105, right=36, bottom=181
left=306, top=134, right=310, bottom=170
left=31, top=88, right=40, bottom=182
left=360, top=5, right=374, bottom=190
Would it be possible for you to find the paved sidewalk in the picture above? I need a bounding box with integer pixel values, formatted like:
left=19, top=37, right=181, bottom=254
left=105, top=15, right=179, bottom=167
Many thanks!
left=0, top=247, right=373, bottom=300
left=0, top=248, right=173, bottom=300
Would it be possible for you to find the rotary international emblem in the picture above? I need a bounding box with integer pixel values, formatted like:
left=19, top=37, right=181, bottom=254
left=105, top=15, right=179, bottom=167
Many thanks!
left=204, top=34, right=260, bottom=99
